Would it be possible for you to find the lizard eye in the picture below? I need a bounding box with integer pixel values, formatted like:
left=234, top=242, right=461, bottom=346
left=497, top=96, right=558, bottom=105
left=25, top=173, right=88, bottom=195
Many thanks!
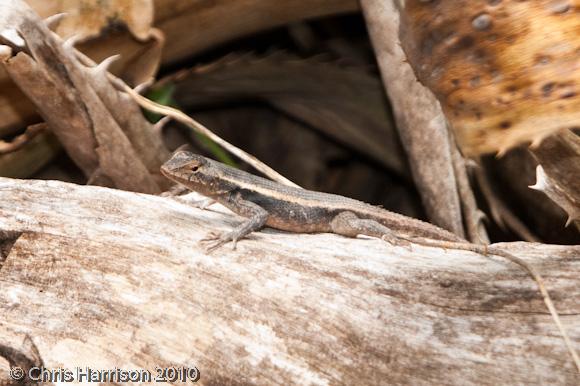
left=190, top=165, right=200, bottom=172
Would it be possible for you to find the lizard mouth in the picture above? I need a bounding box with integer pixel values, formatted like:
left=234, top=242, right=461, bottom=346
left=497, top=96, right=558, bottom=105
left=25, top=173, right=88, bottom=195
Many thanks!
left=160, top=163, right=186, bottom=184
left=159, top=164, right=172, bottom=178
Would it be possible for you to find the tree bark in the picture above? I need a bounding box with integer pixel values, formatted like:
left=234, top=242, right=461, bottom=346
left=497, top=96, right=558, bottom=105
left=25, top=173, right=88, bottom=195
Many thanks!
left=0, top=178, right=578, bottom=385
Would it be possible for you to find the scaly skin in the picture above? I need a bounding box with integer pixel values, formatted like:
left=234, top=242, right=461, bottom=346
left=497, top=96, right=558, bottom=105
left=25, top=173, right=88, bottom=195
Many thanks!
left=161, top=150, right=463, bottom=249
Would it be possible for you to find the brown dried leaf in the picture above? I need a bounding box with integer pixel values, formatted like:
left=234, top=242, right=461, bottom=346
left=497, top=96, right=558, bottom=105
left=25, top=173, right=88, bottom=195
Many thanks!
left=530, top=165, right=580, bottom=228
left=27, top=0, right=154, bottom=41
left=0, top=0, right=168, bottom=193
left=530, top=130, right=580, bottom=228
left=400, top=0, right=580, bottom=155
left=1, top=0, right=358, bottom=133
left=484, top=147, right=579, bottom=243
left=24, top=0, right=162, bottom=85
left=0, top=123, right=61, bottom=179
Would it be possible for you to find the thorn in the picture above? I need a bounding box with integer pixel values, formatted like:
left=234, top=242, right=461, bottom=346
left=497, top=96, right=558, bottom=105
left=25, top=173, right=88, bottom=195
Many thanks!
left=44, top=13, right=66, bottom=30
left=475, top=209, right=488, bottom=223
left=133, top=78, right=154, bottom=94
left=176, top=143, right=191, bottom=152
left=465, top=158, right=480, bottom=170
left=63, top=33, right=83, bottom=51
left=529, top=165, right=547, bottom=191
left=0, top=29, right=25, bottom=47
left=565, top=217, right=572, bottom=227
left=92, top=54, right=121, bottom=74
left=495, top=146, right=509, bottom=158
left=153, top=116, right=171, bottom=136
left=530, top=135, right=545, bottom=149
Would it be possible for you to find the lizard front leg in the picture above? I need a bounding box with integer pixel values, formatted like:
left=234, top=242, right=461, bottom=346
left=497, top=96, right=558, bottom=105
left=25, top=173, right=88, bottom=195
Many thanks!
left=162, top=185, right=216, bottom=208
left=200, top=192, right=268, bottom=252
left=330, top=211, right=410, bottom=247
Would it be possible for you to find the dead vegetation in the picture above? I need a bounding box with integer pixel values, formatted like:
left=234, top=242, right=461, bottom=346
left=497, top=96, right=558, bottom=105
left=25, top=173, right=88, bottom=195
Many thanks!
left=0, top=0, right=578, bottom=384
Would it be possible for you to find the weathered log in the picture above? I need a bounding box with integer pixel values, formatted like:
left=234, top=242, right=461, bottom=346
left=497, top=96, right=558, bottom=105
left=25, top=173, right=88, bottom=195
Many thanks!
left=0, top=177, right=578, bottom=385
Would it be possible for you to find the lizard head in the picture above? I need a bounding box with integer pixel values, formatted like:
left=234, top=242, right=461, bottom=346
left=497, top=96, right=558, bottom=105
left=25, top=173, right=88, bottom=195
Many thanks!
left=161, top=150, right=209, bottom=182
left=161, top=150, right=227, bottom=196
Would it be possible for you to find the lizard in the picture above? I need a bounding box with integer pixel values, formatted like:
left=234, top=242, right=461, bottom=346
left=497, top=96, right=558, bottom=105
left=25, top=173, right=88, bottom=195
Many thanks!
left=160, top=150, right=464, bottom=250
left=160, top=150, right=580, bottom=371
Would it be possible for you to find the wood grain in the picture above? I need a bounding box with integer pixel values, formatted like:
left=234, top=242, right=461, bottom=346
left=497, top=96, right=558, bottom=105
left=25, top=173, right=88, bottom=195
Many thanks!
left=0, top=177, right=578, bottom=385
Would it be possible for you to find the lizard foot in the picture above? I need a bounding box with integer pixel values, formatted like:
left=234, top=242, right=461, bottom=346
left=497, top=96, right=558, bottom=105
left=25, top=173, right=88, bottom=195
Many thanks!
left=160, top=184, right=189, bottom=197
left=199, top=231, right=238, bottom=253
left=380, top=233, right=412, bottom=250
left=180, top=197, right=215, bottom=209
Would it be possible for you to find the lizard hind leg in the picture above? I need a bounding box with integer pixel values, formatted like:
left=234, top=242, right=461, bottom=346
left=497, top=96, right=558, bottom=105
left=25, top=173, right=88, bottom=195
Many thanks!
left=330, top=211, right=410, bottom=247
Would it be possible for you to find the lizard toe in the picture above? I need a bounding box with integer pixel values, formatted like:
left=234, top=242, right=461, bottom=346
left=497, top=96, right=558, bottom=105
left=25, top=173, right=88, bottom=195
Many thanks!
left=200, top=231, right=232, bottom=252
left=381, top=233, right=412, bottom=250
